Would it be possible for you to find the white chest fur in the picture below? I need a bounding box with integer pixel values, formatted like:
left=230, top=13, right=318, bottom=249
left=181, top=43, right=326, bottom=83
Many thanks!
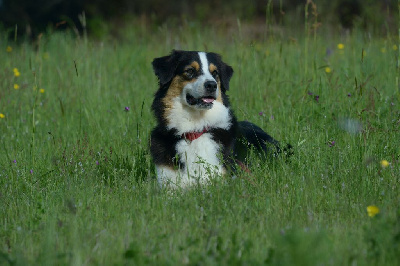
left=157, top=97, right=231, bottom=188
left=156, top=133, right=225, bottom=188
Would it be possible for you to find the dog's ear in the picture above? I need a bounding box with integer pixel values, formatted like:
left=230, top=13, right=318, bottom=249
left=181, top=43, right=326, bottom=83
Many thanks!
left=219, top=61, right=233, bottom=91
left=211, top=53, right=233, bottom=91
left=152, top=50, right=180, bottom=86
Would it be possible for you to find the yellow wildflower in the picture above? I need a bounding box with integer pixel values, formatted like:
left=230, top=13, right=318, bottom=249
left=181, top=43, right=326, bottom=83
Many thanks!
left=0, top=113, right=5, bottom=119
left=337, top=43, right=345, bottom=50
left=325, top=67, right=332, bottom=73
left=393, top=45, right=398, bottom=51
left=13, top=84, right=19, bottom=90
left=39, top=88, right=45, bottom=93
left=6, top=46, right=12, bottom=52
left=13, top=68, right=20, bottom=77
left=43, top=52, right=50, bottom=60
left=381, top=48, right=386, bottom=53
left=380, top=160, right=389, bottom=168
left=367, top=205, right=380, bottom=217
left=14, top=71, right=20, bottom=77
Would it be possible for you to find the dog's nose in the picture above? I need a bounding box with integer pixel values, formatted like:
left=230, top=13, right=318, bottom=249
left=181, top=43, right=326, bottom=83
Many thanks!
left=204, top=80, right=217, bottom=93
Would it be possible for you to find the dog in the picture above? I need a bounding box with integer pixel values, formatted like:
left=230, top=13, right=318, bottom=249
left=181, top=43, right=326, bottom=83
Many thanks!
left=150, top=50, right=287, bottom=188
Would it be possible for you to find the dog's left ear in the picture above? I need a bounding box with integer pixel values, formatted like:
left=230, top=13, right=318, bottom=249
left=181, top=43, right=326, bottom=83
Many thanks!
left=220, top=62, right=233, bottom=92
left=152, top=50, right=180, bottom=87
left=211, top=53, right=234, bottom=91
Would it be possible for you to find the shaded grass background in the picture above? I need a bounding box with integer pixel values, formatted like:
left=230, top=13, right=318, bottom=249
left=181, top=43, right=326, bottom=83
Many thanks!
left=1, top=22, right=400, bottom=265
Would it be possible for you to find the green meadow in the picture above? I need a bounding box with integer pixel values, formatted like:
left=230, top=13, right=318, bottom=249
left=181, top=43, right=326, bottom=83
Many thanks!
left=1, top=21, right=400, bottom=265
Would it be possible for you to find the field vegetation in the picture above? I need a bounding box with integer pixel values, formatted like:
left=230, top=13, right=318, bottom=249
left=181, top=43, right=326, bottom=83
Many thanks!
left=1, top=8, right=400, bottom=265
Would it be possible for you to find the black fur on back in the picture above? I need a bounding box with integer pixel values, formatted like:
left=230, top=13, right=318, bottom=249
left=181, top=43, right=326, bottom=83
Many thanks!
left=235, top=121, right=281, bottom=161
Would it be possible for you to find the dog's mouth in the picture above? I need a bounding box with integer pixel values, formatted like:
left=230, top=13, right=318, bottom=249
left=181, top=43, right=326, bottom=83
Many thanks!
left=186, top=94, right=216, bottom=108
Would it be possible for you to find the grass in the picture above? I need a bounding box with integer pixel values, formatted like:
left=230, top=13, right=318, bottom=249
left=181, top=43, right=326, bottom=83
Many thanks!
left=1, top=21, right=400, bottom=265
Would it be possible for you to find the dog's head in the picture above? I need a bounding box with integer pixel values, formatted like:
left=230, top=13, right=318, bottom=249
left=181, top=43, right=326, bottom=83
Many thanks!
left=152, top=50, right=233, bottom=110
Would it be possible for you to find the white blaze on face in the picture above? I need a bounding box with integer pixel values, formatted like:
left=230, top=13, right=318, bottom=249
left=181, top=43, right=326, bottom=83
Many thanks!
left=199, top=52, right=217, bottom=103
left=198, top=52, right=214, bottom=81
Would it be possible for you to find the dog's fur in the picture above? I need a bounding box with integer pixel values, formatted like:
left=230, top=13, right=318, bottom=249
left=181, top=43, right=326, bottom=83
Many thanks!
left=150, top=50, right=285, bottom=188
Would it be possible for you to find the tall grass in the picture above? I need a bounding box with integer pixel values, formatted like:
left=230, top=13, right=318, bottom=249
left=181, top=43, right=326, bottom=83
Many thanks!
left=0, top=20, right=399, bottom=265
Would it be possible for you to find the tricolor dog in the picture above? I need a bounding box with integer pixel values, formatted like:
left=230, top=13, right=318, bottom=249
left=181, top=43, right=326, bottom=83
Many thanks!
left=150, top=50, right=286, bottom=188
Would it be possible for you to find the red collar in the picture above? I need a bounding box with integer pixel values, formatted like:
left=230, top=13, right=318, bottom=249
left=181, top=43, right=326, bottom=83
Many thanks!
left=182, top=127, right=209, bottom=141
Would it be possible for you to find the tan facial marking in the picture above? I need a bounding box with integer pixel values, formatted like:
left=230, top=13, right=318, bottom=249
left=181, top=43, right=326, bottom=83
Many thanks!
left=162, top=61, right=200, bottom=121
left=162, top=61, right=201, bottom=122
left=216, top=82, right=223, bottom=103
left=162, top=76, right=191, bottom=122
left=209, top=63, right=217, bottom=73
left=189, top=61, right=200, bottom=71
left=209, top=63, right=223, bottom=103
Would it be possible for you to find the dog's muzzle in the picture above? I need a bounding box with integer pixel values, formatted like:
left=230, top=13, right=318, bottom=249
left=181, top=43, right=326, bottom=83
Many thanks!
left=186, top=80, right=217, bottom=109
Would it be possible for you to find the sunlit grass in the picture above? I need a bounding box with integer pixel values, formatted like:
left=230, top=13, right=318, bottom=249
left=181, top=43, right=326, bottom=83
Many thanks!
left=0, top=23, right=399, bottom=265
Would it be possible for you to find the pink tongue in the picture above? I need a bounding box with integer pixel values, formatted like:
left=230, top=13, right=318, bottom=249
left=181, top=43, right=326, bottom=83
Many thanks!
left=202, top=97, right=214, bottom=103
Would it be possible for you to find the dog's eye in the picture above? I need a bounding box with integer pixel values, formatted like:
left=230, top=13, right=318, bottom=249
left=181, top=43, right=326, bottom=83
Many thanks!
left=184, top=68, right=195, bottom=78
left=212, top=70, right=219, bottom=79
